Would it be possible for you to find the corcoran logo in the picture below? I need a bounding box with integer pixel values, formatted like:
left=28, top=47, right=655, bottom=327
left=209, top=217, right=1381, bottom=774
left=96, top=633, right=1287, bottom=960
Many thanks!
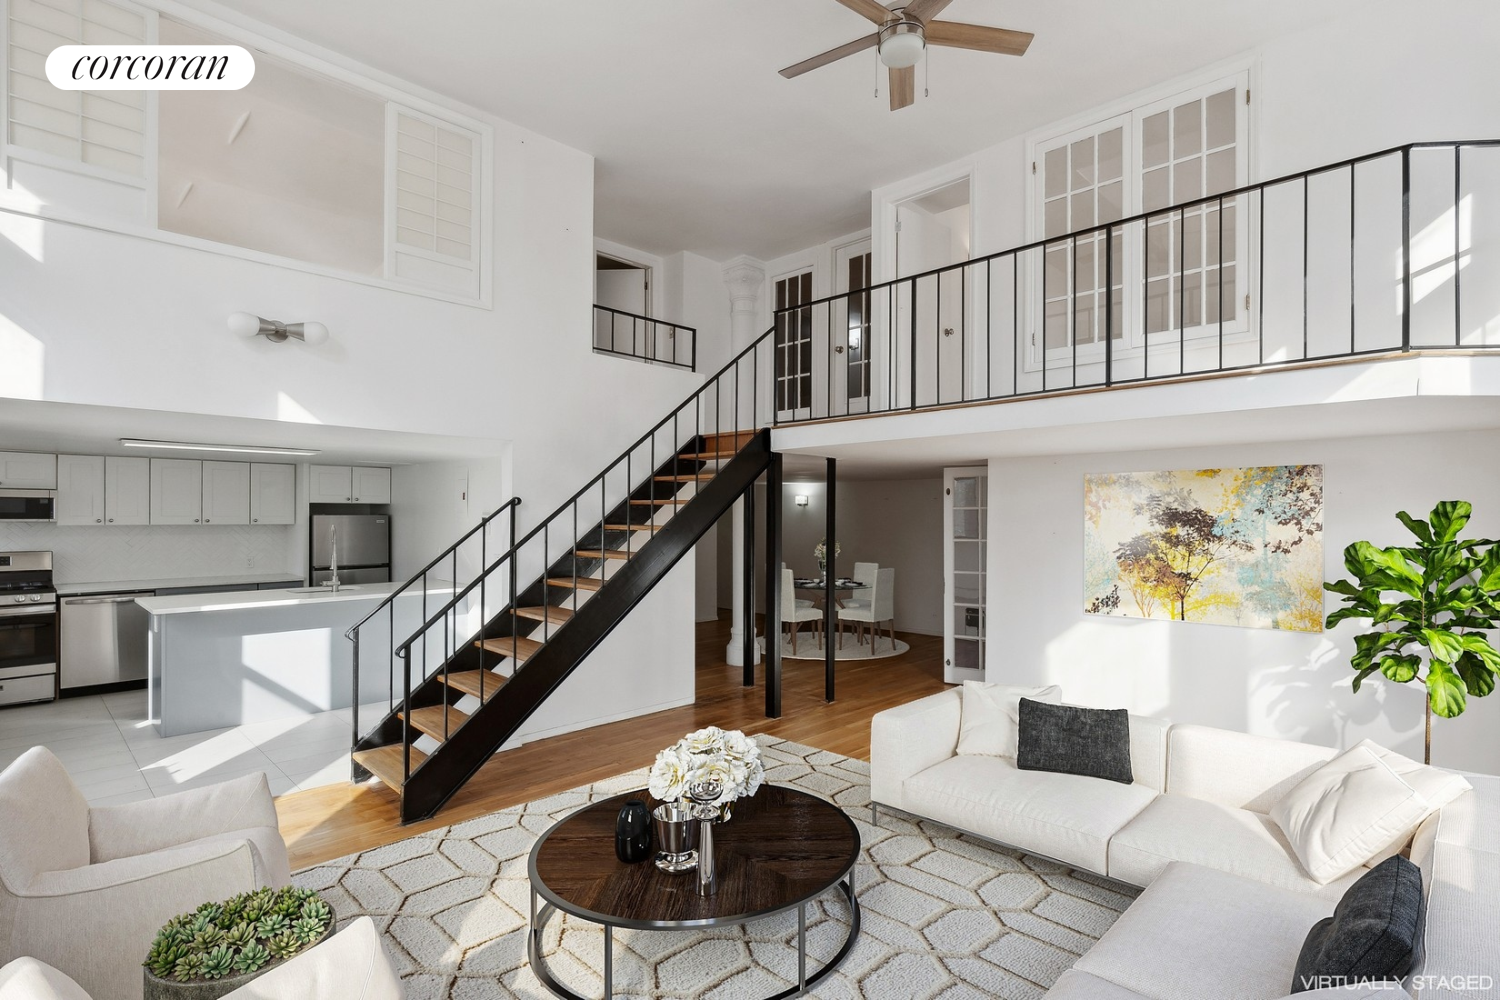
left=45, top=45, right=254, bottom=90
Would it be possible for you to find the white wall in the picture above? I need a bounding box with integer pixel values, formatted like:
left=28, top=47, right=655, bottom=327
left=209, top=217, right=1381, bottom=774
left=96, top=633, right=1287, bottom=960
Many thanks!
left=388, top=455, right=509, bottom=583
left=987, top=428, right=1500, bottom=774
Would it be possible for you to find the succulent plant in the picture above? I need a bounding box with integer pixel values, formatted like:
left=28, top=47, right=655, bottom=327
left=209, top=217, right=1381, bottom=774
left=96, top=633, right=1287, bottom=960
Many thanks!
left=234, top=942, right=271, bottom=974
left=200, top=945, right=235, bottom=980
left=144, top=886, right=333, bottom=982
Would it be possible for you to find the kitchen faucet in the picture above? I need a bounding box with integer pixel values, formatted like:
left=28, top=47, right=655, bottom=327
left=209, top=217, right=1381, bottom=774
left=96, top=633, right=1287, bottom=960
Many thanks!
left=328, top=524, right=341, bottom=593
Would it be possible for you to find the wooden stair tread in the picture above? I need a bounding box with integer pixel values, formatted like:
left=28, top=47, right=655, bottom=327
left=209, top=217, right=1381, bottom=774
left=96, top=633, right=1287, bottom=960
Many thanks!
left=516, top=605, right=573, bottom=624
left=655, top=473, right=716, bottom=482
left=631, top=498, right=683, bottom=505
left=398, top=705, right=470, bottom=743
left=440, top=669, right=508, bottom=701
left=576, top=549, right=632, bottom=560
left=548, top=576, right=605, bottom=591
left=473, top=635, right=542, bottom=663
left=604, top=522, right=664, bottom=532
left=353, top=744, right=427, bottom=791
left=677, top=452, right=737, bottom=461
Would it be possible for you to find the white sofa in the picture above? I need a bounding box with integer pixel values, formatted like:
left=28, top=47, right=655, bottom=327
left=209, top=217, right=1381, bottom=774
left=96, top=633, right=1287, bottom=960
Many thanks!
left=872, top=689, right=1498, bottom=1000
left=0, top=917, right=403, bottom=1000
left=0, top=747, right=291, bottom=1000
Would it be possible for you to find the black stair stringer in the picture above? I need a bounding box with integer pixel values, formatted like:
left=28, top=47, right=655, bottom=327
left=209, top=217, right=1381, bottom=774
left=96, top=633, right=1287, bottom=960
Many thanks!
left=397, top=429, right=774, bottom=822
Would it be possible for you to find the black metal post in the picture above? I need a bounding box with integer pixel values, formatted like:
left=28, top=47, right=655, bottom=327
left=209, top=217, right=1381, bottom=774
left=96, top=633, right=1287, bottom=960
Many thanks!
left=1401, top=146, right=1412, bottom=350
left=765, top=454, right=783, bottom=719
left=824, top=457, right=836, bottom=703
left=742, top=489, right=756, bottom=687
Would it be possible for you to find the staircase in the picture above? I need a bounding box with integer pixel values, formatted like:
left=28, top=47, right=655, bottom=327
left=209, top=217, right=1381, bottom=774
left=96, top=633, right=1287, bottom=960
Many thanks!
left=346, top=338, right=777, bottom=821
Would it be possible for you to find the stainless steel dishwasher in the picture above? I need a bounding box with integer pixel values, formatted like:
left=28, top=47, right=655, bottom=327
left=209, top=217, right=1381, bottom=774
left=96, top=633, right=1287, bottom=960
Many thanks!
left=60, top=591, right=153, bottom=691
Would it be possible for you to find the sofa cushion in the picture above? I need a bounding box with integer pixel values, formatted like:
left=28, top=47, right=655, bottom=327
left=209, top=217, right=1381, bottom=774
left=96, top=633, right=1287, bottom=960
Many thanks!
left=1270, top=746, right=1430, bottom=885
left=1167, top=725, right=1337, bottom=812
left=0, top=958, right=90, bottom=1000
left=1072, top=862, right=1333, bottom=1000
left=956, top=682, right=1061, bottom=758
left=903, top=753, right=1156, bottom=873
left=1291, top=855, right=1424, bottom=994
left=1352, top=741, right=1472, bottom=865
left=1107, top=794, right=1365, bottom=898
left=0, top=748, right=91, bottom=893
left=1017, top=700, right=1133, bottom=784
left=1045, top=969, right=1149, bottom=998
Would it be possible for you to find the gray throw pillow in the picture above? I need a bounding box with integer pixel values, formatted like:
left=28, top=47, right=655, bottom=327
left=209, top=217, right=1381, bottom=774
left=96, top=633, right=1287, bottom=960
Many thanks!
left=1015, top=699, right=1133, bottom=784
left=1291, top=855, right=1424, bottom=994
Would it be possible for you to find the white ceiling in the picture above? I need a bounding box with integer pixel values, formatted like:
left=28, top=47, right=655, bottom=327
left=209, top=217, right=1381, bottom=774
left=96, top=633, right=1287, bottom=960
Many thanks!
left=0, top=399, right=505, bottom=466
left=209, top=0, right=1362, bottom=260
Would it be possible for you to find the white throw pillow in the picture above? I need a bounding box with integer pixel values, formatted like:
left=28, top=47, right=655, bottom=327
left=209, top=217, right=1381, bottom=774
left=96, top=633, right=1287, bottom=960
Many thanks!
left=1269, top=745, right=1431, bottom=885
left=1352, top=738, right=1472, bottom=863
left=956, top=682, right=1062, bottom=758
left=0, top=959, right=91, bottom=1000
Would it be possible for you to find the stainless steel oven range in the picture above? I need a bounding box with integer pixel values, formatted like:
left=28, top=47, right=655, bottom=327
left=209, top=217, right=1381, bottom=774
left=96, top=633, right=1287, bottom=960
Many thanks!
left=0, top=551, right=58, bottom=706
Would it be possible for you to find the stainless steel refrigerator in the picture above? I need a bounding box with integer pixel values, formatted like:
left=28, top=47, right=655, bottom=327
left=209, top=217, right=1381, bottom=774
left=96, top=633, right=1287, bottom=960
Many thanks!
left=310, top=514, right=391, bottom=585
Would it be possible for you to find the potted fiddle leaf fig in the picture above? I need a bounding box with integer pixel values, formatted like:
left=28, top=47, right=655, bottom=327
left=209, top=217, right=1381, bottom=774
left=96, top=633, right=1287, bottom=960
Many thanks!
left=143, top=886, right=333, bottom=1000
left=1324, top=500, right=1500, bottom=763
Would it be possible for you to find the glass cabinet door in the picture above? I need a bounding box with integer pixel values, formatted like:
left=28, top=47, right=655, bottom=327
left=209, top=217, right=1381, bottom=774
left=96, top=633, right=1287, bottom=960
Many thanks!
left=944, top=467, right=987, bottom=684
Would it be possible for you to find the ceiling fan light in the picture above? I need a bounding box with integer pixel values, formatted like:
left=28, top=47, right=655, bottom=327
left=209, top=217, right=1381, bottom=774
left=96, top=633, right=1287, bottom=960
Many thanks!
left=878, top=21, right=925, bottom=69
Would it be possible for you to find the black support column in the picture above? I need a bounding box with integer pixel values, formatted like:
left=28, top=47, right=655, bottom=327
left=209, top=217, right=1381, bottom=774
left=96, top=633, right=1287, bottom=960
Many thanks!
left=824, top=457, right=836, bottom=703
left=765, top=455, right=783, bottom=718
left=741, top=489, right=756, bottom=686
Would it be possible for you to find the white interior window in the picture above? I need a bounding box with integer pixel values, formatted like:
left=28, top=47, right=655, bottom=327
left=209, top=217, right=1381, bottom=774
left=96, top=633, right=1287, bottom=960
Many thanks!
left=385, top=106, right=480, bottom=295
left=1029, top=73, right=1249, bottom=366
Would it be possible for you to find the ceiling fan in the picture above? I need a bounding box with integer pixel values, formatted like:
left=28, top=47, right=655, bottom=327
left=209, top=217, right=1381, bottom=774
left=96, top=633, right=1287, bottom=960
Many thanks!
left=779, top=0, right=1034, bottom=111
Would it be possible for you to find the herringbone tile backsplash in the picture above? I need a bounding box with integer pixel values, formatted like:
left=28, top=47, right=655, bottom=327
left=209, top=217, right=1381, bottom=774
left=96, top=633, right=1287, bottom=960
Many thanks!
left=0, top=523, right=298, bottom=585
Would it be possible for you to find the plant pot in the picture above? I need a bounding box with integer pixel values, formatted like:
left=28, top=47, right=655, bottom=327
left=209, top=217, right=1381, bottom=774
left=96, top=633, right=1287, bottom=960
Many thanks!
left=142, top=922, right=334, bottom=1000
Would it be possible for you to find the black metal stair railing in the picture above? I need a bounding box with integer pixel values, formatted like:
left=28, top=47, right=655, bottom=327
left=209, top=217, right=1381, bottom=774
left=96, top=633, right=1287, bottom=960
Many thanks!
left=768, top=139, right=1500, bottom=425
left=344, top=496, right=520, bottom=778
left=593, top=303, right=697, bottom=371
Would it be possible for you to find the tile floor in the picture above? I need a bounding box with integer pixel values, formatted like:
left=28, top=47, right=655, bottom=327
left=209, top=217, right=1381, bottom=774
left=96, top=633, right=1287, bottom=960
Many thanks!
left=0, top=690, right=373, bottom=806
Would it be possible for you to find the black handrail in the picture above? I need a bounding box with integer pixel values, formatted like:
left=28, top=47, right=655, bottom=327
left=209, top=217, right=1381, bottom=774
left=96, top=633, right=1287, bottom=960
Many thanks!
left=593, top=303, right=697, bottom=371
left=769, top=138, right=1500, bottom=424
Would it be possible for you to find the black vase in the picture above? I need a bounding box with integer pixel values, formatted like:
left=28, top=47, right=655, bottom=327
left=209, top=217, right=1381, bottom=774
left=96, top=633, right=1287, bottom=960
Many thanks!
left=615, top=798, right=652, bottom=863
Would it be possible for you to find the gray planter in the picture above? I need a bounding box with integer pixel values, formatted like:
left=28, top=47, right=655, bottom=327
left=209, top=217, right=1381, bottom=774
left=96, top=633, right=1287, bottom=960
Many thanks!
left=142, top=923, right=334, bottom=1000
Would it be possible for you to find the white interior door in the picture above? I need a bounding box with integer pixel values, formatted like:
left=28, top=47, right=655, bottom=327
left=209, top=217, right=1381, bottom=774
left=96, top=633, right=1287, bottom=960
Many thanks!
left=774, top=269, right=815, bottom=421
left=897, top=206, right=962, bottom=408
left=833, top=241, right=873, bottom=415
left=595, top=266, right=651, bottom=355
left=944, top=467, right=987, bottom=684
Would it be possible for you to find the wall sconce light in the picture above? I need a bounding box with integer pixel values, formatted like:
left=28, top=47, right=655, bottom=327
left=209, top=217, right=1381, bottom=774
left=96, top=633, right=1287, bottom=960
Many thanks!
left=228, top=311, right=329, bottom=346
left=794, top=494, right=809, bottom=507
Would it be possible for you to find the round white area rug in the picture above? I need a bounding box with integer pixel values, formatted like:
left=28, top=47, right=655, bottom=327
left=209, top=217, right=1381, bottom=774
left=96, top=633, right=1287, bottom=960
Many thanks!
left=779, top=632, right=909, bottom=661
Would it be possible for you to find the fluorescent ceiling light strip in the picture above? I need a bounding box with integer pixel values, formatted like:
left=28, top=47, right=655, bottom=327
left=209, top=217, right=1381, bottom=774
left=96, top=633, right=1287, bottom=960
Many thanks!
left=119, top=438, right=320, bottom=457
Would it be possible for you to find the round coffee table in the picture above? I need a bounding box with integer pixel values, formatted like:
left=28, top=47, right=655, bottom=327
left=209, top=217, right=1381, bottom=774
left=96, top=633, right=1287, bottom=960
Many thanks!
left=528, top=785, right=862, bottom=999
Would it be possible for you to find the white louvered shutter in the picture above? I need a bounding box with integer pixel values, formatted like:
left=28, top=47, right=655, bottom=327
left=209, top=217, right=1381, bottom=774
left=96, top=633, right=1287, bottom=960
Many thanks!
left=393, top=109, right=475, bottom=262
left=6, top=0, right=149, bottom=178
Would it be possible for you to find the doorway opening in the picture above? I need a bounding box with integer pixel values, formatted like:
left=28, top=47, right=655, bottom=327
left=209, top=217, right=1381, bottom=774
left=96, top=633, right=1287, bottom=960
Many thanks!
left=893, top=178, right=973, bottom=408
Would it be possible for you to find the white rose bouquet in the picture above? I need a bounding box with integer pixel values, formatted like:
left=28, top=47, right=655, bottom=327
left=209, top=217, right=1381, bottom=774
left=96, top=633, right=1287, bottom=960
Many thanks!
left=647, top=726, right=765, bottom=806
left=814, top=538, right=840, bottom=565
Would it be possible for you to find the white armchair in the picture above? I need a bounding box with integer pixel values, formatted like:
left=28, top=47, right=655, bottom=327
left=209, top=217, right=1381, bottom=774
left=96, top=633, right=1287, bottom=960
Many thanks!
left=0, top=917, right=402, bottom=1000
left=0, top=747, right=290, bottom=1000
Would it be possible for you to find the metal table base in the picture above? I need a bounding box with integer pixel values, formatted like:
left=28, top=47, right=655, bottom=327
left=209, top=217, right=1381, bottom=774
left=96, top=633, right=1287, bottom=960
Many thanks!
left=528, top=875, right=861, bottom=1000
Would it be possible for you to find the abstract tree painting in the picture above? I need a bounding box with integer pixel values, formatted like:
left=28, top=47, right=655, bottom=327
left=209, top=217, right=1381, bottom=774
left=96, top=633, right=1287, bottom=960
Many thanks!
left=1084, top=466, right=1324, bottom=631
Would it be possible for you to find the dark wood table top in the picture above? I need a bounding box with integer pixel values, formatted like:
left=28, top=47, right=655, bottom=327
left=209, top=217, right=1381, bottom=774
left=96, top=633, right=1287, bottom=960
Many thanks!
left=529, top=785, right=860, bottom=929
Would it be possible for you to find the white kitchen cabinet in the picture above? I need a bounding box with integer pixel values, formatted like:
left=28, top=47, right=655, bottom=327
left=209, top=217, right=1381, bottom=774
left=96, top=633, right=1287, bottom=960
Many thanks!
left=351, top=466, right=391, bottom=504
left=104, top=457, right=150, bottom=525
left=309, top=465, right=353, bottom=504
left=201, top=461, right=250, bottom=525
left=55, top=455, right=105, bottom=525
left=0, top=452, right=57, bottom=490
left=250, top=464, right=296, bottom=525
left=150, top=459, right=203, bottom=525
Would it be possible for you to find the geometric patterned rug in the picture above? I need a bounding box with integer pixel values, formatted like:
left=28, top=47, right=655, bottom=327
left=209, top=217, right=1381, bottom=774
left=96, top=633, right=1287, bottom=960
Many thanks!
left=293, top=737, right=1139, bottom=999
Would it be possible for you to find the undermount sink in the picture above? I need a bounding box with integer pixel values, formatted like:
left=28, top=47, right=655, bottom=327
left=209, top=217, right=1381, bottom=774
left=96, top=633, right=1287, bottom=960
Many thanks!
left=285, top=585, right=368, bottom=594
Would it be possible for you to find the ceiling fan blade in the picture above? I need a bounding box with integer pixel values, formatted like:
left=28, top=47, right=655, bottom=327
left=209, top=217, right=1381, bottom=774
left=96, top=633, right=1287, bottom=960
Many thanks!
left=889, top=65, right=915, bottom=111
left=926, top=20, right=1034, bottom=56
left=904, top=0, right=955, bottom=22
left=832, top=0, right=895, bottom=25
left=780, top=33, right=879, bottom=79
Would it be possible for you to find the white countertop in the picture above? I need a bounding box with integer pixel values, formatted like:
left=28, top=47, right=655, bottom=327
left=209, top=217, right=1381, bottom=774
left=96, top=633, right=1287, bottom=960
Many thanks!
left=137, top=580, right=454, bottom=616
left=57, top=573, right=303, bottom=596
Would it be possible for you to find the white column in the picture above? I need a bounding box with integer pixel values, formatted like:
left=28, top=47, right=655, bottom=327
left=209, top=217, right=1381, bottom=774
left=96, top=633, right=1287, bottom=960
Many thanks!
left=723, top=258, right=765, bottom=667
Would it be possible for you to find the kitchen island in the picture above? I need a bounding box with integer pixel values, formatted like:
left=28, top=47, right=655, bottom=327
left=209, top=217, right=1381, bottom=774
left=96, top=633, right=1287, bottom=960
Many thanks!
left=140, top=581, right=458, bottom=737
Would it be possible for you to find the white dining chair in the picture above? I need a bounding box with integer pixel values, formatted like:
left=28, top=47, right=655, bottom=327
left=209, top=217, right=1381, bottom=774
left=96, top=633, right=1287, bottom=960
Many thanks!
left=843, top=561, right=880, bottom=610
left=781, top=562, right=815, bottom=608
left=782, top=567, right=823, bottom=649
left=837, top=567, right=895, bottom=650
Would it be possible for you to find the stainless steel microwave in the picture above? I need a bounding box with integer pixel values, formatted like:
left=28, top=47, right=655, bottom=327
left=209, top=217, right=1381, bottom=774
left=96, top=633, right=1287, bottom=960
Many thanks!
left=0, top=490, right=55, bottom=522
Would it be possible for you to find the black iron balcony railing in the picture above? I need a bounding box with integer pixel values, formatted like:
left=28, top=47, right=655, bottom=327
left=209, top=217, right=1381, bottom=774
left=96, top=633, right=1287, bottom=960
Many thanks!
left=767, top=139, right=1500, bottom=424
left=593, top=303, right=696, bottom=371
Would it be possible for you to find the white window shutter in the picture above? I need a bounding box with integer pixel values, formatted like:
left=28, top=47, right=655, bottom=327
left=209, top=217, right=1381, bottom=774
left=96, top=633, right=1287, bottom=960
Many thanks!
left=386, top=105, right=481, bottom=295
left=5, top=0, right=149, bottom=178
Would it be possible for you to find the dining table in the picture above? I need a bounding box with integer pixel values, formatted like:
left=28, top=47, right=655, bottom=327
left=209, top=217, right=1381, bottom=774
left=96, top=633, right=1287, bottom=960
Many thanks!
left=791, top=578, right=867, bottom=609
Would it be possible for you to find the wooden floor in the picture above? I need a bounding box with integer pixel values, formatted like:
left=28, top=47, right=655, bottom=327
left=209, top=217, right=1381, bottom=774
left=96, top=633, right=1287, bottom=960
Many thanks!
left=276, top=616, right=948, bottom=869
